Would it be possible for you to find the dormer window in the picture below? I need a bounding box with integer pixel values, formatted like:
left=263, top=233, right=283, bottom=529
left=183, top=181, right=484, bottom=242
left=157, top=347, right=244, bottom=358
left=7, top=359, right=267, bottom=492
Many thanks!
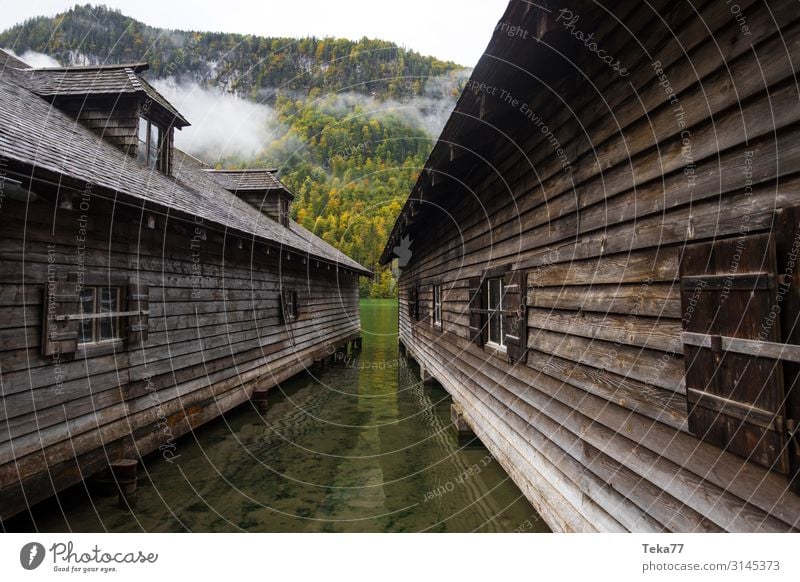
left=204, top=169, right=295, bottom=228
left=137, top=116, right=168, bottom=172
left=279, top=197, right=290, bottom=227
left=22, top=63, right=187, bottom=169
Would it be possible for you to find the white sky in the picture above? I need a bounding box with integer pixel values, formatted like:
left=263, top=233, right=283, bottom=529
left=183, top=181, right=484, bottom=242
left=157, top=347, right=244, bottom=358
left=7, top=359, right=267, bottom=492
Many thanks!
left=0, top=0, right=510, bottom=66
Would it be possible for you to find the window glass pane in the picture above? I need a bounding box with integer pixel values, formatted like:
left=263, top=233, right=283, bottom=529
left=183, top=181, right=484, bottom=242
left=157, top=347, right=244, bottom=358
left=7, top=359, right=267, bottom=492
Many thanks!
left=149, top=123, right=159, bottom=150
left=490, top=279, right=501, bottom=310
left=137, top=118, right=148, bottom=164
left=100, top=287, right=118, bottom=312
left=79, top=288, right=95, bottom=344
left=138, top=117, right=148, bottom=143
left=149, top=125, right=161, bottom=169
left=98, top=288, right=118, bottom=341
left=488, top=279, right=499, bottom=343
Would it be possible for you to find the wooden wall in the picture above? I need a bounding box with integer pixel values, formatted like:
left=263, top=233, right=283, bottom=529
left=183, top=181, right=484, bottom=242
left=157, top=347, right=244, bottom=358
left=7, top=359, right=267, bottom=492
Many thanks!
left=237, top=191, right=285, bottom=224
left=0, top=189, right=360, bottom=521
left=53, top=95, right=140, bottom=155
left=397, top=0, right=800, bottom=532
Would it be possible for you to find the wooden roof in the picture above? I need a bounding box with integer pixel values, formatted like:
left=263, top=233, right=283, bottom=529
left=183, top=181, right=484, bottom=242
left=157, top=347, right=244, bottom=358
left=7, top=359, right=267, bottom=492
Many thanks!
left=0, top=58, right=370, bottom=276
left=205, top=169, right=295, bottom=199
left=20, top=62, right=190, bottom=128
left=0, top=50, right=32, bottom=70
left=380, top=0, right=591, bottom=264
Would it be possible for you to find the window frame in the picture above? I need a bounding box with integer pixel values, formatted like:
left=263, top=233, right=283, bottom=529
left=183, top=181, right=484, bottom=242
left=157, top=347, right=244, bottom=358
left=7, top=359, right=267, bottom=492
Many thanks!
left=137, top=116, right=169, bottom=173
left=77, top=285, right=124, bottom=347
left=433, top=284, right=443, bottom=328
left=286, top=290, right=297, bottom=319
left=281, top=289, right=299, bottom=322
left=279, top=197, right=290, bottom=227
left=486, top=276, right=506, bottom=352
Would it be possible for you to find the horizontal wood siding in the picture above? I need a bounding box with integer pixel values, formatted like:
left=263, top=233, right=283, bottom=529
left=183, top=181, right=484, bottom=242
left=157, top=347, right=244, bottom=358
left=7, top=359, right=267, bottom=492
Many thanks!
left=0, top=193, right=360, bottom=520
left=396, top=0, right=800, bottom=531
left=54, top=95, right=140, bottom=154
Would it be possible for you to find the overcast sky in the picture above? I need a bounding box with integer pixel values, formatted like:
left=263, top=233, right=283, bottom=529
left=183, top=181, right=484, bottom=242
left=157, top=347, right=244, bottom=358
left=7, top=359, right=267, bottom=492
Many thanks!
left=0, top=0, right=510, bottom=66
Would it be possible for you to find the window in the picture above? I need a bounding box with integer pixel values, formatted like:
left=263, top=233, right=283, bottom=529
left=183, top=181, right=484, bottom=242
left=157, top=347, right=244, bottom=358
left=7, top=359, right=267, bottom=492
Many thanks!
left=281, top=289, right=299, bottom=322
left=78, top=286, right=122, bottom=345
left=433, top=284, right=443, bottom=327
left=279, top=197, right=290, bottom=227
left=137, top=116, right=167, bottom=172
left=42, top=280, right=149, bottom=357
left=408, top=286, right=420, bottom=321
left=469, top=267, right=527, bottom=361
left=487, top=277, right=505, bottom=349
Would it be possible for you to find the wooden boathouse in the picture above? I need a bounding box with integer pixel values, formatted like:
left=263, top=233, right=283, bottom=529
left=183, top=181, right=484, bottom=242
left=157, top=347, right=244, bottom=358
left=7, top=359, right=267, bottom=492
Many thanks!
left=382, top=0, right=800, bottom=531
left=0, top=51, right=369, bottom=521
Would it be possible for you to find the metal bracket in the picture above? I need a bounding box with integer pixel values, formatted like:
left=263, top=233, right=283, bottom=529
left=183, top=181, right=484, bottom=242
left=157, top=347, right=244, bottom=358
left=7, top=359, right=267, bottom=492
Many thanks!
left=56, top=310, right=149, bottom=322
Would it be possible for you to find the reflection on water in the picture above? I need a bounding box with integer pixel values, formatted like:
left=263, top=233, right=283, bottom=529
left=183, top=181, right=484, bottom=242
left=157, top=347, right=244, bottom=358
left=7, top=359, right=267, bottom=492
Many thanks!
left=6, top=299, right=549, bottom=533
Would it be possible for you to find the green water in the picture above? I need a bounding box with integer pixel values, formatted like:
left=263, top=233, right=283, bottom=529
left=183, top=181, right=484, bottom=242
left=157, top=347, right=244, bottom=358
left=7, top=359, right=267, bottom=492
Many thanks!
left=8, top=299, right=548, bottom=533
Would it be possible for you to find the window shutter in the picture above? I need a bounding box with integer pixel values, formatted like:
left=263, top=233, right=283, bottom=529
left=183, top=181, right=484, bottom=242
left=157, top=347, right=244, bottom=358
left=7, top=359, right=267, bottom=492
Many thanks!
left=280, top=290, right=289, bottom=322
left=42, top=281, right=80, bottom=357
left=407, top=287, right=416, bottom=319
left=413, top=286, right=420, bottom=321
left=504, top=270, right=527, bottom=363
left=468, top=276, right=485, bottom=346
left=128, top=282, right=149, bottom=346
left=292, top=290, right=299, bottom=319
left=776, top=206, right=800, bottom=487
left=280, top=289, right=298, bottom=322
left=680, top=233, right=789, bottom=473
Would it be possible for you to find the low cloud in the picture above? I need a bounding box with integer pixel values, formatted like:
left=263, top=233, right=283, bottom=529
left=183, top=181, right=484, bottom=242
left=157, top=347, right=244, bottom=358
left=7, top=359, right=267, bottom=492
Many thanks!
left=3, top=48, right=61, bottom=68
left=153, top=79, right=278, bottom=163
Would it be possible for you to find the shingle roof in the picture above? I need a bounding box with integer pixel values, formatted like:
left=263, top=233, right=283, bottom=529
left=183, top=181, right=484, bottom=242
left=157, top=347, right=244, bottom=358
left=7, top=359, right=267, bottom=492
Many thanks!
left=0, top=51, right=32, bottom=71
left=19, top=62, right=190, bottom=127
left=0, top=61, right=370, bottom=276
left=204, top=169, right=294, bottom=199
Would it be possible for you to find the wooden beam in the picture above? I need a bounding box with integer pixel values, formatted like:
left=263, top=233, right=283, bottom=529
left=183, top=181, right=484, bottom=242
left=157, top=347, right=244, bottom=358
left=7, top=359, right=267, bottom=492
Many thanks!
left=682, top=331, right=800, bottom=364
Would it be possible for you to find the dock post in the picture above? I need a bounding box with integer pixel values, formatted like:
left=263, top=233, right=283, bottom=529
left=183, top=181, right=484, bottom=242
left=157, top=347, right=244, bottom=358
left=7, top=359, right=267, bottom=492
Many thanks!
left=251, top=388, right=269, bottom=414
left=420, top=365, right=439, bottom=386
left=332, top=345, right=347, bottom=365
left=111, top=459, right=138, bottom=509
left=450, top=403, right=477, bottom=446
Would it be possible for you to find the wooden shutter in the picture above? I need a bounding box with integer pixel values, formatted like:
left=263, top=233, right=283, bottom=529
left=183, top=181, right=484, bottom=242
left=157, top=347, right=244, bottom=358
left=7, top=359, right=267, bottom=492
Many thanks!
left=128, top=282, right=149, bottom=347
left=413, top=286, right=420, bottom=321
left=280, top=290, right=290, bottom=322
left=504, top=270, right=528, bottom=363
left=41, top=281, right=80, bottom=356
left=407, top=287, right=416, bottom=318
left=468, top=276, right=485, bottom=346
left=680, top=233, right=789, bottom=473
left=776, top=206, right=800, bottom=487
left=280, top=289, right=298, bottom=322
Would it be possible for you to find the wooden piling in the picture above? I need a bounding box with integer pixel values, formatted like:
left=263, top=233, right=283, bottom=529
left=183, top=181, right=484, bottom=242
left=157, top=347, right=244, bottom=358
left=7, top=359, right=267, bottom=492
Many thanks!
left=251, top=389, right=269, bottom=414
left=451, top=403, right=477, bottom=446
left=110, top=459, right=138, bottom=509
left=421, top=365, right=439, bottom=386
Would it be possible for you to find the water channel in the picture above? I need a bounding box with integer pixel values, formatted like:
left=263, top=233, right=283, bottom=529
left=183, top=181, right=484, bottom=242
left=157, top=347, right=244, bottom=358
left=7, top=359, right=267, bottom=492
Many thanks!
left=6, top=299, right=548, bottom=533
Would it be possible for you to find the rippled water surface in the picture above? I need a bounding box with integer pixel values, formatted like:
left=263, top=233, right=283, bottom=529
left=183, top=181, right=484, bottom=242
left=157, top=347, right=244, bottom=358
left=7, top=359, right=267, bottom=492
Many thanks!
left=8, top=299, right=548, bottom=533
